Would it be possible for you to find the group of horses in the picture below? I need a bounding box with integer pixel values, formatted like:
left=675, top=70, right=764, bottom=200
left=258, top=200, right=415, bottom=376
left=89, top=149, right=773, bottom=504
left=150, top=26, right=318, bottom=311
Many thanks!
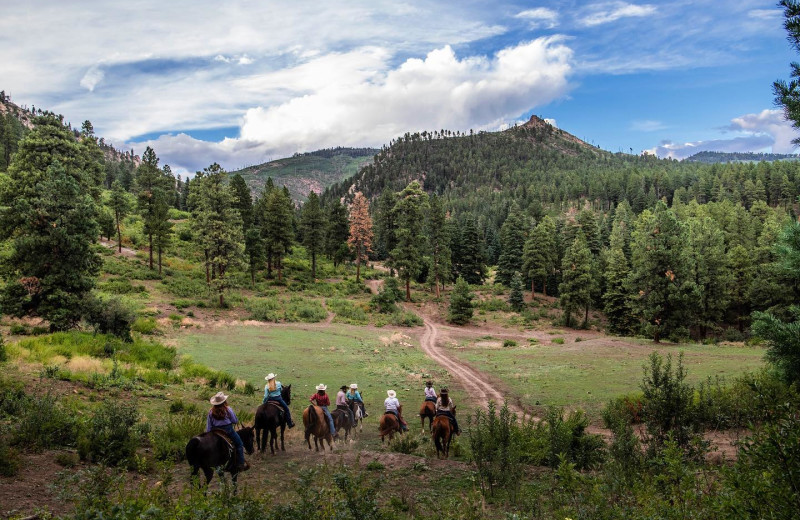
left=185, top=383, right=455, bottom=488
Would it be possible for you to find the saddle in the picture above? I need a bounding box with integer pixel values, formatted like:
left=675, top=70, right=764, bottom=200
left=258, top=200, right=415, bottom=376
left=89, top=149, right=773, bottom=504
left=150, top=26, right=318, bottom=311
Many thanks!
left=424, top=397, right=437, bottom=403
left=210, top=429, right=237, bottom=468
left=266, top=400, right=285, bottom=420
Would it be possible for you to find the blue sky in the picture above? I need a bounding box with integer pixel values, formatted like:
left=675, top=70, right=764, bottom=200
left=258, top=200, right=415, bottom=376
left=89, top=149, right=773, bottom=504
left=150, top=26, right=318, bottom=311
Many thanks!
left=0, top=0, right=796, bottom=174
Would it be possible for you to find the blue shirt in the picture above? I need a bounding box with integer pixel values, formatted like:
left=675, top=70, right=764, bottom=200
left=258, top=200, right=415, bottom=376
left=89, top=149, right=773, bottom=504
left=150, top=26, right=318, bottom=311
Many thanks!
left=347, top=390, right=362, bottom=401
left=264, top=381, right=283, bottom=400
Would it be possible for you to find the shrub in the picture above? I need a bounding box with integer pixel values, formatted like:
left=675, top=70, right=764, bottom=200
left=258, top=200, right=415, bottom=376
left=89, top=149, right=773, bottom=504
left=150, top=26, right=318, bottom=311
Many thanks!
left=475, top=298, right=510, bottom=312
left=0, top=439, right=20, bottom=476
left=246, top=297, right=281, bottom=322
left=55, top=451, right=80, bottom=467
left=97, top=278, right=147, bottom=295
left=131, top=317, right=159, bottom=335
left=468, top=402, right=524, bottom=500
left=390, top=434, right=420, bottom=454
left=448, top=277, right=474, bottom=325
left=161, top=277, right=208, bottom=298
left=79, top=401, right=139, bottom=465
left=603, top=393, right=644, bottom=426
left=365, top=460, right=385, bottom=471
left=285, top=297, right=327, bottom=323
left=84, top=295, right=137, bottom=340
left=390, top=310, right=423, bottom=327
left=151, top=413, right=205, bottom=462
left=12, top=393, right=81, bottom=450
left=370, top=288, right=398, bottom=314
left=10, top=323, right=29, bottom=335
left=552, top=337, right=565, bottom=344
left=640, top=352, right=698, bottom=451
left=503, top=339, right=518, bottom=348
left=0, top=335, right=6, bottom=362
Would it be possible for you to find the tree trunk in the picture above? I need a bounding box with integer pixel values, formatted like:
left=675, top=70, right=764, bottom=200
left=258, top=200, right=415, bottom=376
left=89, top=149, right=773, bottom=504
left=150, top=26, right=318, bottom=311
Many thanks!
left=148, top=234, right=154, bottom=269
left=531, top=280, right=535, bottom=298
left=405, top=277, right=411, bottom=302
left=277, top=256, right=283, bottom=281
left=355, top=255, right=361, bottom=283
left=116, top=212, right=122, bottom=253
left=543, top=277, right=548, bottom=297
left=435, top=274, right=440, bottom=298
left=584, top=305, right=589, bottom=328
left=205, top=250, right=210, bottom=284
left=251, top=266, right=256, bottom=288
left=158, top=243, right=162, bottom=276
left=311, top=251, right=317, bottom=281
left=219, top=292, right=224, bottom=307
left=653, top=326, right=661, bottom=344
left=267, top=255, right=273, bottom=278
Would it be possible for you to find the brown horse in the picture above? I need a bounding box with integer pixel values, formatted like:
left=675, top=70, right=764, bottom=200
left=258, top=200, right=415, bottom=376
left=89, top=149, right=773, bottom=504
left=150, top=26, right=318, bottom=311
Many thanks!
left=254, top=383, right=291, bottom=455
left=379, top=412, right=402, bottom=443
left=432, top=415, right=452, bottom=459
left=185, top=426, right=255, bottom=487
left=302, top=405, right=333, bottom=451
left=331, top=407, right=353, bottom=442
left=419, top=400, right=435, bottom=432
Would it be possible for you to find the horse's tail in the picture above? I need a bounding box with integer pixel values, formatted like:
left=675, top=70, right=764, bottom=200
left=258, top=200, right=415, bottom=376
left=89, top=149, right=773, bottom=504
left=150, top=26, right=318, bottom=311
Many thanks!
left=305, top=405, right=316, bottom=432
left=186, top=436, right=201, bottom=467
left=433, top=426, right=443, bottom=455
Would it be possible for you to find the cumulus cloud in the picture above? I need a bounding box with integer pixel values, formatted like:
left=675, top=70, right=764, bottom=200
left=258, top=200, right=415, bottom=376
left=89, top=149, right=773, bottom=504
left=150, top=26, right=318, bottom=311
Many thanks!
left=131, top=38, right=573, bottom=172
left=579, top=2, right=656, bottom=26
left=645, top=109, right=799, bottom=159
left=515, top=7, right=559, bottom=29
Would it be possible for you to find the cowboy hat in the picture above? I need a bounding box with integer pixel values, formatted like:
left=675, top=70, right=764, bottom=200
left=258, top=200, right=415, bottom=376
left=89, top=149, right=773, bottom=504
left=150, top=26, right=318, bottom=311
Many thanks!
left=265, top=373, right=276, bottom=380
left=387, top=390, right=396, bottom=398
left=340, top=385, right=347, bottom=391
left=210, top=391, right=228, bottom=405
left=316, top=384, right=328, bottom=391
left=440, top=386, right=449, bottom=392
left=350, top=383, right=358, bottom=390
left=425, top=381, right=433, bottom=386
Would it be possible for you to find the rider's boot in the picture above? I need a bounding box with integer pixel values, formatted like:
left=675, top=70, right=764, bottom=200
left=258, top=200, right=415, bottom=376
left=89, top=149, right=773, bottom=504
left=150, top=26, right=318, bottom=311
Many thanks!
left=288, top=420, right=295, bottom=428
left=237, top=461, right=250, bottom=472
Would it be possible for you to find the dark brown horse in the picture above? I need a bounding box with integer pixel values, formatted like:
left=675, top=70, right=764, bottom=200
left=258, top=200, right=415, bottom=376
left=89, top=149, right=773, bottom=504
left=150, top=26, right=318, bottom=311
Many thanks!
left=379, top=412, right=402, bottom=443
left=302, top=405, right=333, bottom=451
left=419, top=400, right=435, bottom=432
left=185, top=426, right=255, bottom=487
left=331, top=407, right=353, bottom=442
left=432, top=415, right=452, bottom=459
left=254, top=383, right=291, bottom=455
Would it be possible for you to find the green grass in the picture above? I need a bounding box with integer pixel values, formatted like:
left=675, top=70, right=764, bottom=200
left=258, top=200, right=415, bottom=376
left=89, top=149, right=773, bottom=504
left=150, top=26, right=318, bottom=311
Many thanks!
left=448, top=336, right=767, bottom=418
left=175, top=324, right=459, bottom=419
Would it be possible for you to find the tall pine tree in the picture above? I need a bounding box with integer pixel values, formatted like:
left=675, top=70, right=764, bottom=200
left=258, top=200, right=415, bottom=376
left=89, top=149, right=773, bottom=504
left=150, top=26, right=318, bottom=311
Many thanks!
left=559, top=235, right=593, bottom=328
left=522, top=215, right=557, bottom=297
left=495, top=205, right=526, bottom=286
left=426, top=194, right=452, bottom=298
left=300, top=191, right=326, bottom=280
left=389, top=181, right=428, bottom=301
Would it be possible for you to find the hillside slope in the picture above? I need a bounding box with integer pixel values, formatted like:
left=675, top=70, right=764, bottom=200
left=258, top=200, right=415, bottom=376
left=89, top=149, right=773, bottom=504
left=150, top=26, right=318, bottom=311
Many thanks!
left=229, top=147, right=377, bottom=202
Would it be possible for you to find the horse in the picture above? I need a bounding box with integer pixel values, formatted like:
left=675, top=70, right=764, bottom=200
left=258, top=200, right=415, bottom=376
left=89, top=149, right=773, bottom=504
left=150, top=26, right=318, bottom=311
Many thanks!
left=185, top=426, right=255, bottom=488
left=432, top=415, right=452, bottom=459
left=419, top=400, right=436, bottom=432
left=348, top=399, right=364, bottom=432
left=379, top=411, right=402, bottom=443
left=331, top=407, right=353, bottom=442
left=302, top=405, right=333, bottom=451
left=254, top=383, right=291, bottom=455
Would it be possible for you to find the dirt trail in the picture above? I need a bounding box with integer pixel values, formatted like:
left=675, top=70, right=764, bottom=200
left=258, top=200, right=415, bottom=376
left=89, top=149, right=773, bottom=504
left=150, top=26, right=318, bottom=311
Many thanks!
left=99, top=238, right=139, bottom=258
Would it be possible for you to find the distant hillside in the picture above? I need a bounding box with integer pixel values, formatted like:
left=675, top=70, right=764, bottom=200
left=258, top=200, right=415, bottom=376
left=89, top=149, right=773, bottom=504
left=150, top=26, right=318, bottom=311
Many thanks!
left=229, top=147, right=378, bottom=203
left=685, top=151, right=800, bottom=164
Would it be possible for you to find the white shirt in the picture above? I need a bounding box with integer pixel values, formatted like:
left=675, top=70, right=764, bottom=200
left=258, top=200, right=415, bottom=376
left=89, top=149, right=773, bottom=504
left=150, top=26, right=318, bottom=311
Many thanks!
left=384, top=397, right=400, bottom=412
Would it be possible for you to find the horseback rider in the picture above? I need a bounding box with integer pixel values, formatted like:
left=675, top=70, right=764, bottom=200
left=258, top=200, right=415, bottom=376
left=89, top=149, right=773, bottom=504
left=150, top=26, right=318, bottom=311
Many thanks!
left=384, top=390, right=408, bottom=432
left=206, top=392, right=250, bottom=471
left=263, top=373, right=295, bottom=428
left=336, top=385, right=354, bottom=425
left=347, top=383, right=368, bottom=417
left=424, top=381, right=437, bottom=402
left=310, top=384, right=337, bottom=438
left=435, top=387, right=460, bottom=435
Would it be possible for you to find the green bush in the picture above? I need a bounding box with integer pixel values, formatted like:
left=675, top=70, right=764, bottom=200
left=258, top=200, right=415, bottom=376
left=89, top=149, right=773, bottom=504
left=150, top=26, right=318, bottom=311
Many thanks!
left=389, top=310, right=423, bottom=327
left=390, top=434, right=420, bottom=454
left=285, top=297, right=327, bottom=323
left=603, top=393, right=644, bottom=426
left=640, top=352, right=698, bottom=451
left=97, top=278, right=147, bottom=295
left=84, top=294, right=137, bottom=340
left=503, top=339, right=518, bottom=348
left=475, top=298, right=510, bottom=312
left=161, top=277, right=208, bottom=298
left=325, top=298, right=369, bottom=325
left=552, top=337, right=565, bottom=344
left=11, top=393, right=81, bottom=450
left=246, top=297, right=282, bottom=322
left=0, top=439, right=20, bottom=476
left=151, top=413, right=205, bottom=462
left=131, top=317, right=159, bottom=335
left=79, top=401, right=139, bottom=465
left=10, top=323, right=29, bottom=335
left=55, top=451, right=80, bottom=467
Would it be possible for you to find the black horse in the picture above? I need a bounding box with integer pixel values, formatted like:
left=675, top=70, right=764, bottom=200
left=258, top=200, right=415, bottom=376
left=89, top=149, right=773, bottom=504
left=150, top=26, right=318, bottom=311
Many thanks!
left=185, top=426, right=255, bottom=487
left=254, top=383, right=292, bottom=454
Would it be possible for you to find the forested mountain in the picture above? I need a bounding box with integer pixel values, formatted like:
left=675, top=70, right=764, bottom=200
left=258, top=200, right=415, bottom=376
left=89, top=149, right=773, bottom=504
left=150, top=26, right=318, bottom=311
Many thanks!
left=229, top=147, right=378, bottom=203
left=685, top=151, right=800, bottom=164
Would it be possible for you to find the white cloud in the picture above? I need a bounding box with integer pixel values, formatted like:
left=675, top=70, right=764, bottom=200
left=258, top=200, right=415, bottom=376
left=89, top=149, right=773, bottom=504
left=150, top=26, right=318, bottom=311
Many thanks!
left=645, top=109, right=799, bottom=159
left=544, top=118, right=558, bottom=128
left=748, top=9, right=781, bottom=21
left=579, top=2, right=656, bottom=27
left=131, top=38, right=574, bottom=173
left=79, top=64, right=104, bottom=91
left=515, top=7, right=559, bottom=29
left=631, top=119, right=667, bottom=132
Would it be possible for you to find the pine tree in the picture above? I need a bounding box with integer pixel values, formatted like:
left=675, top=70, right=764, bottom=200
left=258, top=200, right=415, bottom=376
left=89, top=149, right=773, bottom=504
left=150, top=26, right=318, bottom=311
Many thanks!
left=300, top=191, right=326, bottom=280
left=727, top=244, right=753, bottom=332
left=348, top=192, right=373, bottom=283
left=374, top=188, right=398, bottom=263
left=325, top=200, right=350, bottom=267
left=496, top=205, right=526, bottom=286
left=686, top=216, right=731, bottom=338
left=576, top=208, right=602, bottom=256
left=448, top=276, right=474, bottom=325
left=774, top=0, right=800, bottom=144
left=627, top=202, right=697, bottom=342
left=522, top=215, right=557, bottom=297
left=455, top=218, right=486, bottom=285
left=508, top=272, right=525, bottom=311
left=426, top=194, right=452, bottom=298
left=136, top=147, right=170, bottom=271
left=244, top=227, right=263, bottom=288
left=262, top=187, right=294, bottom=280
left=108, top=180, right=130, bottom=253
left=190, top=163, right=244, bottom=306
left=559, top=235, right=593, bottom=328
left=389, top=181, right=428, bottom=301
left=229, top=173, right=253, bottom=231
left=603, top=224, right=635, bottom=334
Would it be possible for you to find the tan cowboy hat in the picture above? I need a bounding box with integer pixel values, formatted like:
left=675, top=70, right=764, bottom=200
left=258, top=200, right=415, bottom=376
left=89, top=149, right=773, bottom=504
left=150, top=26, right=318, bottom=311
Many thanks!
left=350, top=384, right=358, bottom=390
left=209, top=391, right=228, bottom=405
left=316, top=384, right=328, bottom=391
left=265, top=373, right=276, bottom=380
left=387, top=390, right=396, bottom=398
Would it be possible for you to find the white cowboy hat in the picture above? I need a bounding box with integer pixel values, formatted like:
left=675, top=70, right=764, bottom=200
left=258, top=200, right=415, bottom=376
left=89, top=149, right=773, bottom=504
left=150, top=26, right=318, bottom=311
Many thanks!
left=387, top=390, right=396, bottom=398
left=350, top=384, right=358, bottom=390
left=209, top=391, right=228, bottom=405
left=316, top=384, right=327, bottom=391
left=265, top=373, right=276, bottom=380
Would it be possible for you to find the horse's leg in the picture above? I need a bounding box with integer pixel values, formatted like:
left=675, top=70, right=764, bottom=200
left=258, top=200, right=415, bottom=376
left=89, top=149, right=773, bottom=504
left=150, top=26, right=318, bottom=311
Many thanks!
left=232, top=472, right=239, bottom=496
left=280, top=424, right=286, bottom=451
left=202, top=467, right=214, bottom=487
left=269, top=427, right=276, bottom=456
left=305, top=431, right=312, bottom=450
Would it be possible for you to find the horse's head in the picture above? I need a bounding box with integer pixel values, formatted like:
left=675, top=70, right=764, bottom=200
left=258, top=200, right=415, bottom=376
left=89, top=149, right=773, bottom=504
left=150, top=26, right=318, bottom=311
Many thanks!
left=283, top=383, right=291, bottom=405
left=237, top=426, right=256, bottom=454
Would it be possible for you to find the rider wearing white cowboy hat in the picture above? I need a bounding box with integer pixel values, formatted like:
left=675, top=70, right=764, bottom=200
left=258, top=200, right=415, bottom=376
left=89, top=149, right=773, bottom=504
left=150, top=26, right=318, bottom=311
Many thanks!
left=263, top=372, right=294, bottom=428
left=346, top=383, right=368, bottom=417
left=384, top=390, right=408, bottom=431
left=310, top=383, right=337, bottom=438
left=206, top=391, right=249, bottom=471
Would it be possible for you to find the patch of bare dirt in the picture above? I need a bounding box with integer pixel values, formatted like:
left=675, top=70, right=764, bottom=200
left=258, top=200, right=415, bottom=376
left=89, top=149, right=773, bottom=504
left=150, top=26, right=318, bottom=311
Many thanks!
left=99, top=238, right=139, bottom=259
